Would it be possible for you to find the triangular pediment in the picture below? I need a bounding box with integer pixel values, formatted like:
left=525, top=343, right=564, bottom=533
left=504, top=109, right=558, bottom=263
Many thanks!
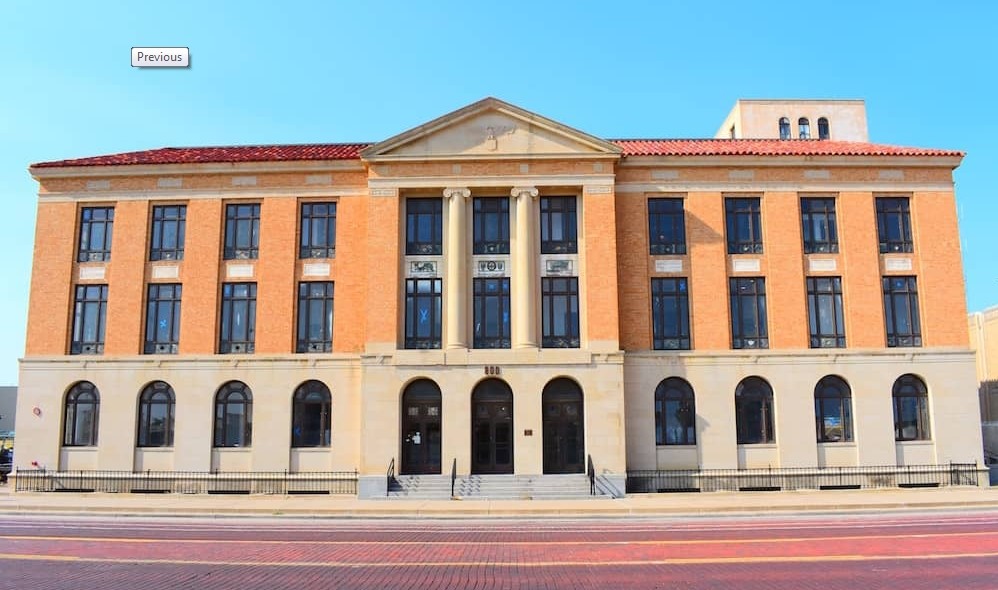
left=361, top=97, right=621, bottom=161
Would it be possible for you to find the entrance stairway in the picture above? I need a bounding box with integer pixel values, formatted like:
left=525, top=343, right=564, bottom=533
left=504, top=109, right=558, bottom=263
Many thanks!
left=388, top=474, right=607, bottom=500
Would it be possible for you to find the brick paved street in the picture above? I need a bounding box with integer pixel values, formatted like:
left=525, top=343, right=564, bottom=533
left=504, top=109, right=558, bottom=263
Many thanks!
left=0, top=511, right=996, bottom=589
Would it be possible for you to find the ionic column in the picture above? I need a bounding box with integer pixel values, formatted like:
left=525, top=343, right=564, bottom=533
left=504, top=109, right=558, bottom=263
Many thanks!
left=443, top=187, right=471, bottom=349
left=512, top=186, right=539, bottom=348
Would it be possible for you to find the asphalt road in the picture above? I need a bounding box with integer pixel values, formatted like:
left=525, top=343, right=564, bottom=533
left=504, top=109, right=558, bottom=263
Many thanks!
left=0, top=510, right=996, bottom=589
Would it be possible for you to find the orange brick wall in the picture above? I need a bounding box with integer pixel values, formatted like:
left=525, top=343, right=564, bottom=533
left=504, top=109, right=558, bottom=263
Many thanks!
left=583, top=190, right=620, bottom=344
left=24, top=202, right=76, bottom=355
left=687, top=192, right=730, bottom=350
left=763, top=192, right=808, bottom=349
left=256, top=199, right=297, bottom=353
left=838, top=192, right=886, bottom=348
left=913, top=191, right=969, bottom=346
left=615, top=193, right=651, bottom=350
left=104, top=200, right=149, bottom=354
left=327, top=196, right=368, bottom=352
left=179, top=199, right=222, bottom=354
left=364, top=194, right=400, bottom=348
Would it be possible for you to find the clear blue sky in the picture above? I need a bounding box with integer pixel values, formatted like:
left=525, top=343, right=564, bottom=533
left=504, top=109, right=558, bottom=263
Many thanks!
left=1, top=1, right=995, bottom=385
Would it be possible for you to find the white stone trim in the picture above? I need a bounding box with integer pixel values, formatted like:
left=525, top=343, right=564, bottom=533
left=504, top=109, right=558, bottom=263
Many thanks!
left=808, top=259, right=837, bottom=272
left=78, top=266, right=106, bottom=280
left=369, top=174, right=616, bottom=190
left=226, top=264, right=254, bottom=279
left=38, top=186, right=370, bottom=202
left=885, top=257, right=914, bottom=271
left=151, top=265, right=180, bottom=279
left=302, top=262, right=331, bottom=277
left=654, top=259, right=683, bottom=273
left=615, top=181, right=956, bottom=193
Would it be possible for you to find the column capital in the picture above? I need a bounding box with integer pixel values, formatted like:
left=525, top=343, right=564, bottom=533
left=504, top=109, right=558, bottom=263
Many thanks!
left=510, top=186, right=539, bottom=200
left=443, top=187, right=471, bottom=200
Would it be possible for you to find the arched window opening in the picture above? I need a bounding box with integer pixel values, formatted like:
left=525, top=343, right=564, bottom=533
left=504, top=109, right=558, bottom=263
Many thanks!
left=137, top=381, right=175, bottom=447
left=798, top=117, right=811, bottom=139
left=893, top=374, right=930, bottom=441
left=735, top=377, right=774, bottom=444
left=778, top=117, right=791, bottom=140
left=292, top=380, right=331, bottom=447
left=654, top=378, right=696, bottom=445
left=817, top=117, right=830, bottom=140
left=214, top=381, right=252, bottom=447
left=814, top=376, right=852, bottom=442
left=64, top=382, right=100, bottom=447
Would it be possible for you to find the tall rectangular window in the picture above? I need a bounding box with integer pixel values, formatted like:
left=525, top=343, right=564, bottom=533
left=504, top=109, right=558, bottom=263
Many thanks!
left=473, top=197, right=510, bottom=255
left=144, top=284, right=182, bottom=354
left=651, top=278, right=691, bottom=350
left=648, top=198, right=687, bottom=255
left=149, top=205, right=186, bottom=261
left=473, top=277, right=510, bottom=348
left=729, top=277, right=768, bottom=349
left=223, top=203, right=261, bottom=260
left=876, top=197, right=913, bottom=253
left=405, top=278, right=442, bottom=349
left=540, top=196, right=577, bottom=254
left=219, top=283, right=256, bottom=353
left=299, top=202, right=336, bottom=258
left=406, top=198, right=443, bottom=255
left=541, top=277, right=580, bottom=348
left=71, top=284, right=108, bottom=354
left=296, top=282, right=334, bottom=352
left=883, top=276, right=921, bottom=347
left=806, top=277, right=845, bottom=348
left=725, top=197, right=763, bottom=254
left=78, top=206, right=114, bottom=262
left=800, top=197, right=838, bottom=254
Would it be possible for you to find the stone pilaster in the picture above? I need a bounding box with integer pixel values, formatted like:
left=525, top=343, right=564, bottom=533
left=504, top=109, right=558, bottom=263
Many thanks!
left=511, top=186, right=539, bottom=348
left=443, top=187, right=471, bottom=349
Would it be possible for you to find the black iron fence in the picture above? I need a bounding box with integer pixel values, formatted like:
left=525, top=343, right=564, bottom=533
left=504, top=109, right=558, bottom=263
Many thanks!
left=13, top=470, right=358, bottom=495
left=626, top=463, right=982, bottom=494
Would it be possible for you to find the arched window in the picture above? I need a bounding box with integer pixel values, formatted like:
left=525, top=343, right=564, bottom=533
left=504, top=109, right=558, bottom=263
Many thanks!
left=817, top=117, right=830, bottom=140
left=778, top=117, right=791, bottom=140
left=63, top=381, right=100, bottom=446
left=893, top=374, right=930, bottom=441
left=798, top=117, right=811, bottom=139
left=654, top=378, right=696, bottom=445
left=292, top=380, right=331, bottom=447
left=814, top=376, right=852, bottom=442
left=214, top=381, right=252, bottom=447
left=137, top=381, right=175, bottom=447
left=735, top=377, right=774, bottom=444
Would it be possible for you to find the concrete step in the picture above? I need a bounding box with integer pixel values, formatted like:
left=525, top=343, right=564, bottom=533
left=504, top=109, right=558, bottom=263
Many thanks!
left=387, top=474, right=604, bottom=501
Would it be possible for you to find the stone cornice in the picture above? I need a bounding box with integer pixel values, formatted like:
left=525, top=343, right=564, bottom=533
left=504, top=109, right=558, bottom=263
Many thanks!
left=29, top=159, right=366, bottom=180
left=617, top=155, right=963, bottom=169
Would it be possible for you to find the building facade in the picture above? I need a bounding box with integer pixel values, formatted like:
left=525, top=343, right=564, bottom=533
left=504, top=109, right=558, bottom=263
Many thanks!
left=17, top=98, right=983, bottom=494
left=970, top=306, right=998, bottom=425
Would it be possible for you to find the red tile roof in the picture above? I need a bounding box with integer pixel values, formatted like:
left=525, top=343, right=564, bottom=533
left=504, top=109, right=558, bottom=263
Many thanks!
left=31, top=139, right=962, bottom=168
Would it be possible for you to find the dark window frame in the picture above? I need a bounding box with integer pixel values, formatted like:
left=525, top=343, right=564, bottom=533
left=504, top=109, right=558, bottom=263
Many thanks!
left=473, top=197, right=510, bottom=255
left=296, top=281, right=334, bottom=353
left=798, top=117, right=811, bottom=139
left=137, top=381, right=175, bottom=448
left=77, top=206, right=115, bottom=262
left=405, top=198, right=443, bottom=256
left=814, top=375, right=853, bottom=443
left=541, top=277, right=580, bottom=348
left=405, top=278, right=442, bottom=349
left=540, top=196, right=577, bottom=254
left=144, top=283, right=182, bottom=354
left=473, top=277, right=511, bottom=349
left=729, top=277, right=768, bottom=349
left=883, top=276, right=922, bottom=347
left=655, top=377, right=696, bottom=446
left=299, top=202, right=337, bottom=259
left=807, top=276, right=846, bottom=348
left=778, top=117, right=791, bottom=140
left=149, top=204, right=186, bottom=261
left=725, top=197, right=763, bottom=254
left=71, top=284, right=108, bottom=355
left=213, top=381, right=253, bottom=448
left=292, top=380, right=331, bottom=448
left=63, top=382, right=100, bottom=447
left=223, top=203, right=261, bottom=260
left=800, top=197, right=839, bottom=254
left=817, top=117, right=830, bottom=140
left=876, top=197, right=913, bottom=253
left=893, top=374, right=930, bottom=441
left=736, top=377, right=775, bottom=444
left=651, top=277, right=691, bottom=350
left=219, top=282, right=257, bottom=353
left=648, top=198, right=687, bottom=255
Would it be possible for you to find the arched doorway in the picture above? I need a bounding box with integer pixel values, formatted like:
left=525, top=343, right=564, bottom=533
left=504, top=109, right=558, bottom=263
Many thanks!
left=542, top=378, right=584, bottom=474
left=401, top=379, right=442, bottom=475
left=471, top=379, right=514, bottom=474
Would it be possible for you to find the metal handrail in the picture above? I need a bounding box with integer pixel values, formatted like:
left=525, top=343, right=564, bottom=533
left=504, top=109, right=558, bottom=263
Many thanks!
left=386, top=457, right=395, bottom=498
left=450, top=458, right=457, bottom=498
left=587, top=454, right=596, bottom=495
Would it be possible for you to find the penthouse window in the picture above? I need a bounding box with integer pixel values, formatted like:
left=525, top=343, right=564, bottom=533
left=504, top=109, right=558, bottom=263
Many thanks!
left=473, top=278, right=510, bottom=348
left=406, top=198, right=443, bottom=255
left=299, top=202, right=337, bottom=259
left=798, top=117, right=811, bottom=139
left=725, top=198, right=763, bottom=254
left=405, top=278, right=442, bottom=349
left=219, top=283, right=256, bottom=353
left=817, top=117, right=830, bottom=140
left=473, top=197, right=510, bottom=255
left=876, top=197, right=913, bottom=253
left=883, top=276, right=921, bottom=347
left=729, top=278, right=768, bottom=349
left=223, top=203, right=261, bottom=260
left=77, top=206, right=114, bottom=262
left=144, top=283, right=182, bottom=354
left=800, top=197, right=838, bottom=253
left=651, top=277, right=690, bottom=350
left=149, top=205, right=186, bottom=261
left=778, top=117, right=791, bottom=140
left=648, top=198, right=687, bottom=255
left=296, top=282, right=334, bottom=353
left=540, top=196, right=577, bottom=254
left=807, top=277, right=845, bottom=348
left=541, top=277, right=580, bottom=348
left=71, top=284, right=108, bottom=355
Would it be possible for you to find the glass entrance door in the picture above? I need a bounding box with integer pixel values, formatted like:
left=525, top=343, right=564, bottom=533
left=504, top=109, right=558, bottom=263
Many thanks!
left=401, top=380, right=442, bottom=475
left=471, top=379, right=514, bottom=474
left=542, top=378, right=585, bottom=474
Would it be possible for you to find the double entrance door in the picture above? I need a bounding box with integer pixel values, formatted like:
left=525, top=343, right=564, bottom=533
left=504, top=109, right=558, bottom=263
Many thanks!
left=542, top=382, right=585, bottom=474
left=471, top=379, right=514, bottom=474
left=401, top=381, right=442, bottom=475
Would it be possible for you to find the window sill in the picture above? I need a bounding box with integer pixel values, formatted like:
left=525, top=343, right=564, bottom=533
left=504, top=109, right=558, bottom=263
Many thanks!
left=212, top=447, right=252, bottom=452
left=817, top=441, right=856, bottom=447
left=656, top=444, right=697, bottom=449
left=895, top=439, right=933, bottom=446
left=736, top=443, right=778, bottom=449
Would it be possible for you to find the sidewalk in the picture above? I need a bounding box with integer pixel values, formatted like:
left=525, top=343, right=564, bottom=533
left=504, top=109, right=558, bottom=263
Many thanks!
left=3, top=483, right=998, bottom=518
